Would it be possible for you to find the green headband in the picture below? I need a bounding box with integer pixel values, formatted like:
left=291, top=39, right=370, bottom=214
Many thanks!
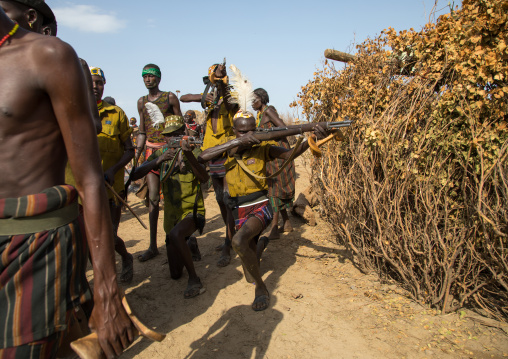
left=142, top=68, right=161, bottom=78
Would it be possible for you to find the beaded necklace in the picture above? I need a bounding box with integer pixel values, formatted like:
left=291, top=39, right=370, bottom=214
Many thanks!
left=256, top=105, right=268, bottom=128
left=0, top=23, right=19, bottom=48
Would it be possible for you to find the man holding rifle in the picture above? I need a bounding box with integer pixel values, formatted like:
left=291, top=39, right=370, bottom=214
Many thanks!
left=199, top=112, right=332, bottom=311
left=132, top=116, right=209, bottom=298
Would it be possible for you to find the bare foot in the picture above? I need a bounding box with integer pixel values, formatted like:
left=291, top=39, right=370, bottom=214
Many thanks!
left=217, top=245, right=231, bottom=267
left=138, top=248, right=159, bottom=262
left=252, top=287, right=270, bottom=311
left=184, top=277, right=205, bottom=299
left=283, top=220, right=293, bottom=233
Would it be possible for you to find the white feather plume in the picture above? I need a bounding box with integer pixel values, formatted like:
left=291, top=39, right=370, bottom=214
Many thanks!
left=145, top=102, right=165, bottom=128
left=229, top=64, right=255, bottom=113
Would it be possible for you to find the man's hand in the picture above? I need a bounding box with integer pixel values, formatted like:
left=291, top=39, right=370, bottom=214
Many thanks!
left=238, top=132, right=260, bottom=147
left=104, top=168, right=116, bottom=186
left=181, top=138, right=194, bottom=152
left=214, top=64, right=227, bottom=79
left=89, top=287, right=135, bottom=358
left=158, top=147, right=177, bottom=163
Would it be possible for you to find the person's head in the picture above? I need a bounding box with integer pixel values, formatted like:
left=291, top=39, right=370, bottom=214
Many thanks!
left=233, top=112, right=256, bottom=138
left=184, top=110, right=196, bottom=124
left=130, top=117, right=137, bottom=126
left=41, top=18, right=56, bottom=36
left=90, top=67, right=106, bottom=102
left=0, top=0, right=55, bottom=33
left=161, top=115, right=185, bottom=140
left=103, top=96, right=116, bottom=105
left=252, top=88, right=269, bottom=111
left=142, top=64, right=161, bottom=90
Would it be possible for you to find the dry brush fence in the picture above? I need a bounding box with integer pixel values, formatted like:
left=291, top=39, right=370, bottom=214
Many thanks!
left=292, top=0, right=508, bottom=320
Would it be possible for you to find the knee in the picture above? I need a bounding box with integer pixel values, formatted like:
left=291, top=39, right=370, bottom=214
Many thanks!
left=231, top=235, right=249, bottom=256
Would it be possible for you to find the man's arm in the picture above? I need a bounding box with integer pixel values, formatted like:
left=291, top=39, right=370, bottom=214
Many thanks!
left=181, top=141, right=209, bottom=183
left=135, top=97, right=147, bottom=164
left=104, top=136, right=134, bottom=185
left=38, top=38, right=134, bottom=357
left=168, top=92, right=182, bottom=116
left=198, top=134, right=259, bottom=163
left=180, top=93, right=213, bottom=103
left=131, top=148, right=177, bottom=181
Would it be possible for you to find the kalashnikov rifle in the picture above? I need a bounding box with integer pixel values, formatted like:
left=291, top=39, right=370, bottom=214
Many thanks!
left=201, top=58, right=227, bottom=110
left=253, top=119, right=352, bottom=157
left=165, top=135, right=203, bottom=149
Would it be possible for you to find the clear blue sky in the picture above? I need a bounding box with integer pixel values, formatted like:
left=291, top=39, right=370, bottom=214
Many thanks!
left=49, top=0, right=453, bottom=122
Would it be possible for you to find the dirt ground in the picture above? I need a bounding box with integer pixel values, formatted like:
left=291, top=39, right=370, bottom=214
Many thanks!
left=88, top=157, right=508, bottom=359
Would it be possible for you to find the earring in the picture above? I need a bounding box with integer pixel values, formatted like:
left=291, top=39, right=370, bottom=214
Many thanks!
left=29, top=22, right=33, bottom=28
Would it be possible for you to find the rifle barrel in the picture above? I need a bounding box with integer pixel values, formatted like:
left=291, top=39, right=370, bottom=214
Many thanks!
left=253, top=120, right=352, bottom=142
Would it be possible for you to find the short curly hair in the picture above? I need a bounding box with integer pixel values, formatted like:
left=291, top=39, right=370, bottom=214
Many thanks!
left=253, top=88, right=269, bottom=105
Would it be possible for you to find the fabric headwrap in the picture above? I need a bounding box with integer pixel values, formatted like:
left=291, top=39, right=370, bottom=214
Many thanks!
left=142, top=68, right=161, bottom=78
left=90, top=67, right=106, bottom=84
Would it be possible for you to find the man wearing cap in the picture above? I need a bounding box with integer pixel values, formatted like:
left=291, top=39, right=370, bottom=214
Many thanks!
left=132, top=116, right=208, bottom=298
left=0, top=7, right=134, bottom=358
left=135, top=63, right=182, bottom=262
left=199, top=113, right=330, bottom=311
left=180, top=64, right=238, bottom=267
left=91, top=66, right=135, bottom=283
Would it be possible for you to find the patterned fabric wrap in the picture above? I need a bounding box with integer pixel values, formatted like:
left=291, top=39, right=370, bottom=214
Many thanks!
left=142, top=67, right=161, bottom=78
left=257, top=107, right=296, bottom=204
left=0, top=331, right=62, bottom=358
left=142, top=93, right=174, bottom=143
left=89, top=67, right=105, bottom=83
left=0, top=185, right=91, bottom=348
left=269, top=197, right=293, bottom=212
left=146, top=141, right=166, bottom=176
left=232, top=196, right=273, bottom=231
left=209, top=157, right=227, bottom=178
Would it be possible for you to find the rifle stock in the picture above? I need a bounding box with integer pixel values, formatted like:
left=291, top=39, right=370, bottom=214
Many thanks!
left=253, top=120, right=352, bottom=142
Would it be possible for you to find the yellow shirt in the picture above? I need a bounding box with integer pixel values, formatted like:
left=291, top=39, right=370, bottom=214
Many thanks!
left=201, top=103, right=236, bottom=151
left=225, top=141, right=275, bottom=198
left=97, top=102, right=133, bottom=198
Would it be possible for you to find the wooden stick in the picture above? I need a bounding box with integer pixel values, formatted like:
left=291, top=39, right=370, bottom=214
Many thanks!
left=104, top=182, right=147, bottom=230
left=324, top=49, right=356, bottom=63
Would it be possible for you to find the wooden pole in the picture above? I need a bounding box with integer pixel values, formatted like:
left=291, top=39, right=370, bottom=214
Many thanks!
left=104, top=181, right=147, bottom=230
left=324, top=49, right=356, bottom=63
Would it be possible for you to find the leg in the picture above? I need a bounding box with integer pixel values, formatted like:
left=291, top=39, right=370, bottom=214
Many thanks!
left=232, top=217, right=270, bottom=311
left=139, top=172, right=160, bottom=262
left=187, top=236, right=201, bottom=261
left=267, top=210, right=280, bottom=240
left=213, top=177, right=232, bottom=267
left=110, top=199, right=133, bottom=283
left=281, top=207, right=293, bottom=233
left=167, top=217, right=204, bottom=298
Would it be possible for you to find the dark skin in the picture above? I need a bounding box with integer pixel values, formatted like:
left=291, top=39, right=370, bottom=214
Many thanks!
left=1, top=1, right=102, bottom=135
left=92, top=74, right=135, bottom=281
left=135, top=67, right=182, bottom=261
left=183, top=110, right=200, bottom=137
left=0, top=12, right=134, bottom=357
left=199, top=117, right=329, bottom=310
left=181, top=64, right=237, bottom=266
left=252, top=95, right=294, bottom=239
left=131, top=128, right=209, bottom=297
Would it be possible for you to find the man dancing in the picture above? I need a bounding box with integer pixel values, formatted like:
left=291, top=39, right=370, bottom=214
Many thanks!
left=90, top=66, right=135, bottom=283
left=180, top=64, right=237, bottom=267
left=132, top=116, right=208, bottom=298
left=199, top=114, right=329, bottom=311
left=0, top=7, right=134, bottom=358
left=135, top=64, right=182, bottom=262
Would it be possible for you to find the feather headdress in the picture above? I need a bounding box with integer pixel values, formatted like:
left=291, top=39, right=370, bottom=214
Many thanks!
left=145, top=102, right=165, bottom=128
left=229, top=64, right=255, bottom=115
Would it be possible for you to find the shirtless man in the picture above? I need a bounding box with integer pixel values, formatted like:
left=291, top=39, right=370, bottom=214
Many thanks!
left=135, top=64, right=182, bottom=262
left=0, top=7, right=134, bottom=357
left=180, top=64, right=237, bottom=267
left=199, top=114, right=329, bottom=311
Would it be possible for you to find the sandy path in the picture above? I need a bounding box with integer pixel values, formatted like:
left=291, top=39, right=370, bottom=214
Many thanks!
left=87, top=157, right=508, bottom=359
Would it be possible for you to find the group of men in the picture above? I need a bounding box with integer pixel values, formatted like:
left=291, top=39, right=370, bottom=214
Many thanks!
left=0, top=0, right=332, bottom=357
